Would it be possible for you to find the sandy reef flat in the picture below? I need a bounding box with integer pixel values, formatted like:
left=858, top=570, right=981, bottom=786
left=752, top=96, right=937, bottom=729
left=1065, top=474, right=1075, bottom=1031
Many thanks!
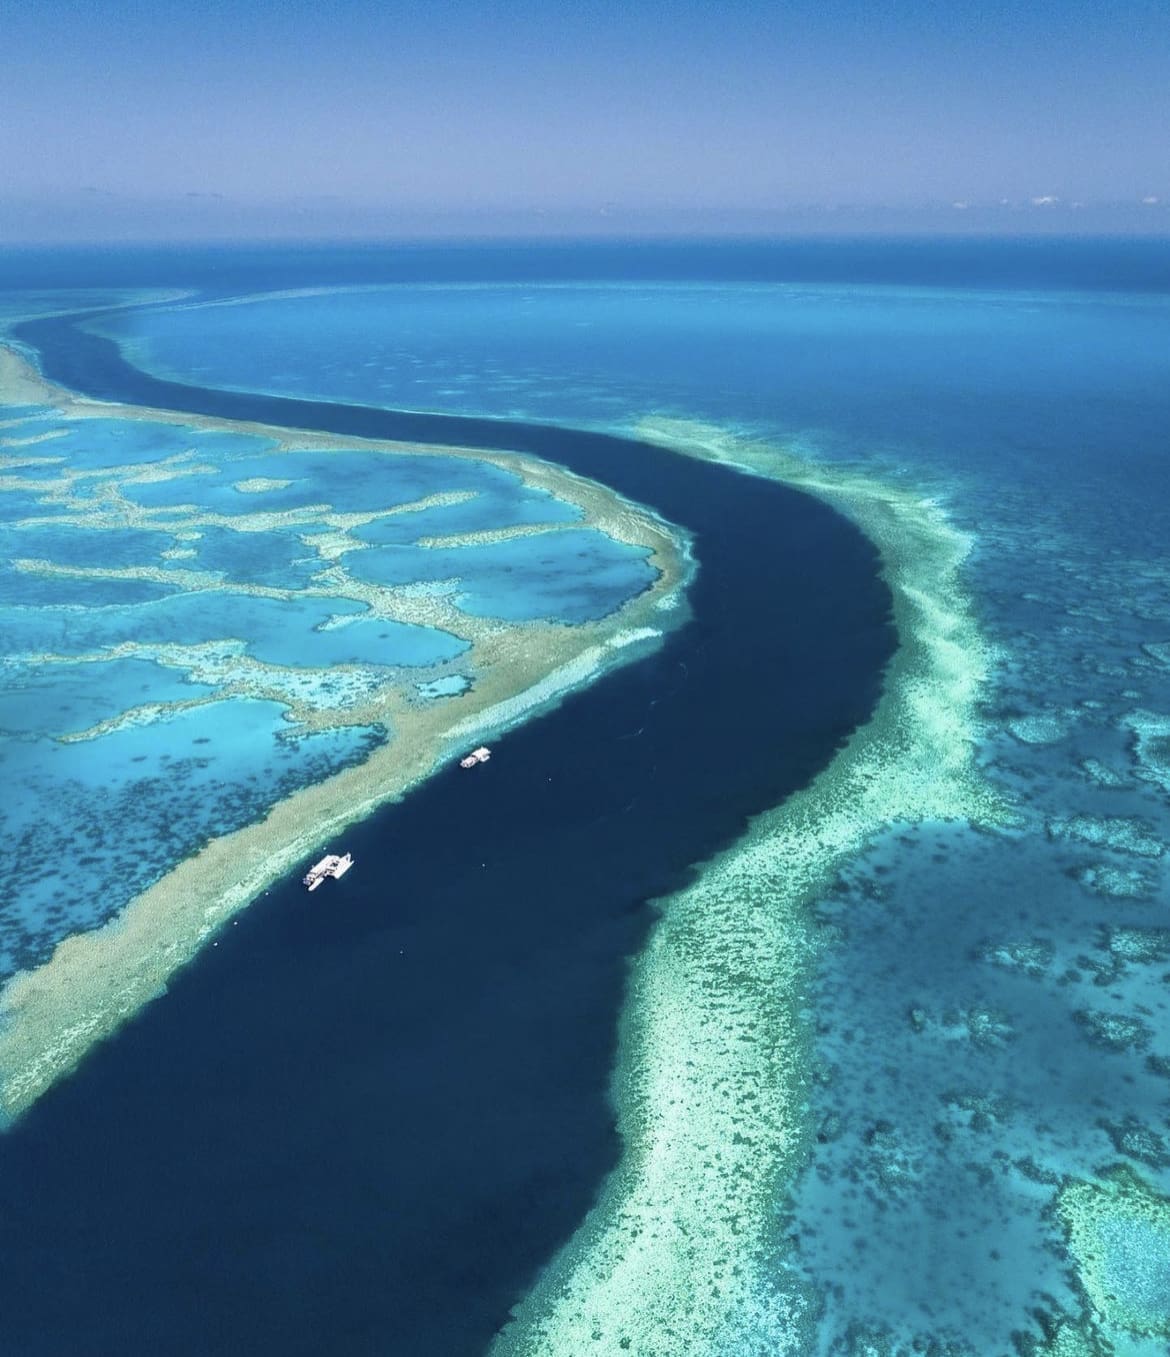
left=0, top=345, right=690, bottom=1125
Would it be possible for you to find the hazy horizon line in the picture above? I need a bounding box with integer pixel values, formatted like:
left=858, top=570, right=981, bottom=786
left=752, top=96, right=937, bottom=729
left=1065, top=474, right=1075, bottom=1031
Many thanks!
left=3, top=195, right=1169, bottom=249
left=5, top=228, right=1170, bottom=251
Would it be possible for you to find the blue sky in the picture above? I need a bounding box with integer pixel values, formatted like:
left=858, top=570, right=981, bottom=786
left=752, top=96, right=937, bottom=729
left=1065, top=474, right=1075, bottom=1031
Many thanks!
left=3, top=0, right=1168, bottom=238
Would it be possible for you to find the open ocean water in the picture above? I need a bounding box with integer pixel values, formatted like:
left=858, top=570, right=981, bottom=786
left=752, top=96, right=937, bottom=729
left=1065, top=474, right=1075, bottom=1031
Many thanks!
left=3, top=238, right=1170, bottom=1355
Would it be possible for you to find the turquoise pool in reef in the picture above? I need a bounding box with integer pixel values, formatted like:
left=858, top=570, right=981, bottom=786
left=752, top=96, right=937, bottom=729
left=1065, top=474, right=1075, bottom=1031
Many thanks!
left=91, top=262, right=1170, bottom=1356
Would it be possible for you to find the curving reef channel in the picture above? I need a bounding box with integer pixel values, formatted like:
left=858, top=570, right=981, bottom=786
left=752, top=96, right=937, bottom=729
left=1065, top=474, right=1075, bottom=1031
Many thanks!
left=0, top=313, right=895, bottom=1355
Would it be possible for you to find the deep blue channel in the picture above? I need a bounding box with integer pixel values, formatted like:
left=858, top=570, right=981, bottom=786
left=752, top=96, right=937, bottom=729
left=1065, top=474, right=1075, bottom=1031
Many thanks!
left=0, top=313, right=894, bottom=1356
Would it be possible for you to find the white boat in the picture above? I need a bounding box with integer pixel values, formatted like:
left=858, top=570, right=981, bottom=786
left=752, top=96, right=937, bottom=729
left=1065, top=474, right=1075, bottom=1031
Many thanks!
left=459, top=746, right=492, bottom=769
left=303, top=852, right=354, bottom=891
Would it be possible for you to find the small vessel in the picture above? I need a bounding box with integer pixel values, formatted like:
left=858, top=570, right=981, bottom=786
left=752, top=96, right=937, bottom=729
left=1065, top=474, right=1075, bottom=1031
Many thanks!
left=460, top=745, right=492, bottom=769
left=303, top=851, right=354, bottom=892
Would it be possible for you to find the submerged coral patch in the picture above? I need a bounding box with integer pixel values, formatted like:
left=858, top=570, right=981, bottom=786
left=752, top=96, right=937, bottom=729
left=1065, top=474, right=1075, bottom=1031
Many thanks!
left=1047, top=814, right=1164, bottom=858
left=1073, top=861, right=1158, bottom=900
left=1009, top=711, right=1073, bottom=745
left=980, top=939, right=1054, bottom=978
left=1105, top=925, right=1170, bottom=965
left=1099, top=1116, right=1170, bottom=1170
left=1123, top=709, right=1170, bottom=799
left=1073, top=1009, right=1154, bottom=1054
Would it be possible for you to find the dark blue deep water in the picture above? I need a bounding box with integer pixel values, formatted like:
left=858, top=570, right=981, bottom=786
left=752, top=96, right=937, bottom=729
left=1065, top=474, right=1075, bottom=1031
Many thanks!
left=0, top=282, right=893, bottom=1355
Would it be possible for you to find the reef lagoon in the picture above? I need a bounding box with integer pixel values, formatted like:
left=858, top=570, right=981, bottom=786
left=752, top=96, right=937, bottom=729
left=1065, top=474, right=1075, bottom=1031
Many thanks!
left=2, top=240, right=1170, bottom=1357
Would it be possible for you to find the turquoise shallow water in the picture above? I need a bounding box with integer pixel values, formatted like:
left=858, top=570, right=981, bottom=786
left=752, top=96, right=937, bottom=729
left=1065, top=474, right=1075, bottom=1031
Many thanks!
left=0, top=521, right=166, bottom=568
left=3, top=414, right=274, bottom=469
left=94, top=270, right=1170, bottom=1354
left=0, top=591, right=463, bottom=665
left=0, top=569, right=177, bottom=607
left=0, top=656, right=216, bottom=736
left=349, top=528, right=655, bottom=623
left=356, top=484, right=581, bottom=543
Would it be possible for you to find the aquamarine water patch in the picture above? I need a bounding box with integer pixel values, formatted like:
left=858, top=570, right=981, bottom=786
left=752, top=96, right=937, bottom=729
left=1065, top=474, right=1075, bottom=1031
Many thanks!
left=416, top=673, right=471, bottom=699
left=0, top=656, right=215, bottom=736
left=0, top=568, right=177, bottom=609
left=120, top=463, right=296, bottom=513
left=121, top=446, right=520, bottom=516
left=0, top=590, right=463, bottom=668
left=0, top=593, right=346, bottom=656
left=0, top=522, right=165, bottom=570
left=0, top=404, right=55, bottom=421
left=0, top=417, right=68, bottom=443
left=356, top=479, right=581, bottom=546
left=3, top=417, right=279, bottom=471
left=0, top=462, right=68, bottom=486
left=0, top=491, right=69, bottom=522
left=119, top=455, right=313, bottom=514
left=186, top=524, right=323, bottom=588
left=350, top=528, right=656, bottom=623
left=249, top=609, right=467, bottom=669
left=262, top=450, right=511, bottom=516
left=0, top=699, right=386, bottom=979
